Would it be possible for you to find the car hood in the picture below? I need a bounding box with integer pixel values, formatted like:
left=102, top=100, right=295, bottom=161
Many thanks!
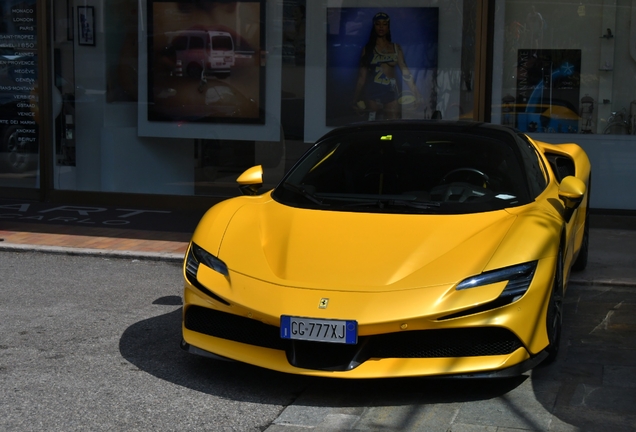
left=217, top=199, right=518, bottom=291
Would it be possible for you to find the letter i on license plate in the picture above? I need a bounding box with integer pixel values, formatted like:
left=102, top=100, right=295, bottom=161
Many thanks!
left=280, top=316, right=357, bottom=344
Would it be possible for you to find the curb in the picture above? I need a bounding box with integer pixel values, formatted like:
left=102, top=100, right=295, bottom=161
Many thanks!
left=0, top=242, right=185, bottom=263
left=569, top=278, right=636, bottom=288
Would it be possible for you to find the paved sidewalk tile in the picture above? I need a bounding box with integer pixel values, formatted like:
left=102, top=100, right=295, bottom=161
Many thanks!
left=0, top=221, right=190, bottom=258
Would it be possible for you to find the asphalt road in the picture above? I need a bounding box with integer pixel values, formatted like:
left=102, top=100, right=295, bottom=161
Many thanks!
left=0, top=252, right=309, bottom=431
left=1, top=251, right=635, bottom=431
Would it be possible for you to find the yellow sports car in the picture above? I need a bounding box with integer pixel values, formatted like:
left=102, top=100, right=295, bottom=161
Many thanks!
left=181, top=120, right=591, bottom=378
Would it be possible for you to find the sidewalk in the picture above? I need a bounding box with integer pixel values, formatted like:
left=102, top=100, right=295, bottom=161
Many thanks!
left=0, top=220, right=190, bottom=262
left=1, top=208, right=636, bottom=286
left=0, top=198, right=208, bottom=262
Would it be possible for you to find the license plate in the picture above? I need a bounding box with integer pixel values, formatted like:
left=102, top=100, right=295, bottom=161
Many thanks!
left=280, top=316, right=357, bottom=344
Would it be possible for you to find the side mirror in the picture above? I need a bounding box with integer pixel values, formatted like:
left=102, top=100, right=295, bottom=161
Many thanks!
left=558, top=176, right=586, bottom=222
left=237, top=165, right=263, bottom=196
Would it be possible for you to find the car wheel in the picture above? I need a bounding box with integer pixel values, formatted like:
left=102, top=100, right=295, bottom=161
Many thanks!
left=440, top=167, right=489, bottom=188
left=543, top=247, right=564, bottom=364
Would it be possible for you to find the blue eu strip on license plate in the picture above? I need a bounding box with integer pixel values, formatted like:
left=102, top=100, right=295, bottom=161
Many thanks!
left=280, top=316, right=358, bottom=344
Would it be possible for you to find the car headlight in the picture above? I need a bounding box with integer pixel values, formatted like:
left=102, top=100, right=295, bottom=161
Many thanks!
left=456, top=261, right=537, bottom=302
left=186, top=242, right=229, bottom=278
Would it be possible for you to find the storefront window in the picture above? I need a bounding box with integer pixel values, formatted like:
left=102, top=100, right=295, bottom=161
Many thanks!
left=52, top=0, right=290, bottom=196
left=306, top=0, right=478, bottom=141
left=0, top=0, right=39, bottom=188
left=492, top=0, right=636, bottom=136
left=491, top=0, right=636, bottom=209
left=48, top=0, right=479, bottom=198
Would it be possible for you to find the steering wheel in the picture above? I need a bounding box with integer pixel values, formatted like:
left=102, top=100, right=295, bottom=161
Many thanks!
left=440, top=168, right=489, bottom=187
left=430, top=182, right=490, bottom=203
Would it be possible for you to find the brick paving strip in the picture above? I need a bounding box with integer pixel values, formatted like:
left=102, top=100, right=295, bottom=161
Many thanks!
left=0, top=222, right=190, bottom=261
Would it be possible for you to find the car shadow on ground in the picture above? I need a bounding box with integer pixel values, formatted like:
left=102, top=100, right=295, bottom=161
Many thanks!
left=119, top=302, right=309, bottom=406
left=120, top=288, right=636, bottom=430
left=119, top=297, right=528, bottom=408
left=530, top=283, right=636, bottom=431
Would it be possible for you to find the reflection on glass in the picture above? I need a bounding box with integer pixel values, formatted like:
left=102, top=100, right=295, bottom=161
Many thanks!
left=0, top=1, right=40, bottom=188
left=493, top=0, right=636, bottom=136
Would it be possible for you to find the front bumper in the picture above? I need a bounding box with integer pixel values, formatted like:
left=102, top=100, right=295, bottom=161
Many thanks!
left=181, top=337, right=549, bottom=379
left=180, top=332, right=546, bottom=379
left=182, top=257, right=556, bottom=378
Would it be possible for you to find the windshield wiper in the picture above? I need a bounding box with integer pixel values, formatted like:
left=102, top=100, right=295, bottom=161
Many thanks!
left=335, top=198, right=441, bottom=211
left=386, top=199, right=441, bottom=210
left=283, top=183, right=327, bottom=206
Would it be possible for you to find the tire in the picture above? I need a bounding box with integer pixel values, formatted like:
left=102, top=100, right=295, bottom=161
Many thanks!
left=543, top=247, right=564, bottom=365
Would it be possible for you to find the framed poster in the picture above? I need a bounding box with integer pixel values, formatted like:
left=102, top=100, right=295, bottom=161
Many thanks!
left=325, top=7, right=438, bottom=127
left=139, top=0, right=282, bottom=141
left=305, top=0, right=446, bottom=142
left=77, top=6, right=95, bottom=46
left=515, top=49, right=581, bottom=133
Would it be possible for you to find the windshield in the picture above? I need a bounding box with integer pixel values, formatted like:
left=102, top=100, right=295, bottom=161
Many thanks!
left=272, top=127, right=534, bottom=214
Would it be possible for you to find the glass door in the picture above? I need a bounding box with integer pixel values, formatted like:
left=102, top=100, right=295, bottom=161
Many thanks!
left=0, top=0, right=40, bottom=188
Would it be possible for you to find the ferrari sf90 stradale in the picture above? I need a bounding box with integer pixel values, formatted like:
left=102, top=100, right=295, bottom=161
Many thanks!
left=182, top=120, right=590, bottom=378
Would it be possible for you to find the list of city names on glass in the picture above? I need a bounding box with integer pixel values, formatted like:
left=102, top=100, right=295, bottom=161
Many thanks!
left=0, top=2, right=38, bottom=145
